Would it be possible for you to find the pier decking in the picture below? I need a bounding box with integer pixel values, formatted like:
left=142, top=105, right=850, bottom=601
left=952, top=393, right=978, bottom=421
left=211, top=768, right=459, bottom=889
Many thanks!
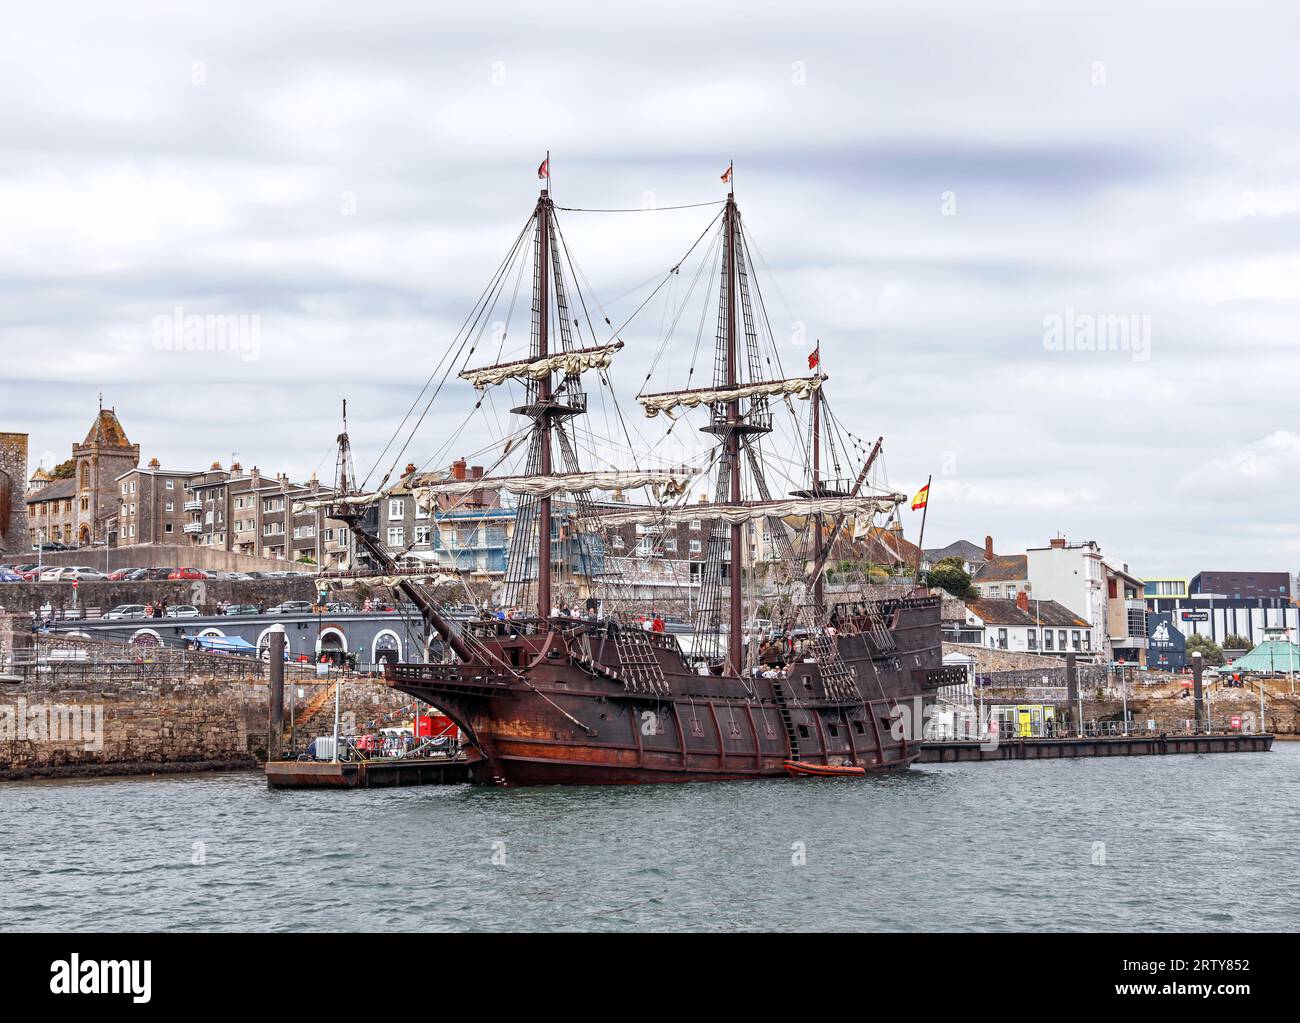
left=265, top=756, right=471, bottom=788
left=918, top=732, right=1274, bottom=762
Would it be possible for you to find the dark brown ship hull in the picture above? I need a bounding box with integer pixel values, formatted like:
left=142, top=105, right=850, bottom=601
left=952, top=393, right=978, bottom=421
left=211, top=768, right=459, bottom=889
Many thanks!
left=384, top=596, right=957, bottom=787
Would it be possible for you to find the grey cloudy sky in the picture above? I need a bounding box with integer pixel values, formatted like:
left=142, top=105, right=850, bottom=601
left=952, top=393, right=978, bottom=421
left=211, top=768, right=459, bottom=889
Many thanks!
left=2, top=0, right=1297, bottom=577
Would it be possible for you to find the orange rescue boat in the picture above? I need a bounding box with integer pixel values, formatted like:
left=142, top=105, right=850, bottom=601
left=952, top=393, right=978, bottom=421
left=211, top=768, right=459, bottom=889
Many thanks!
left=783, top=760, right=867, bottom=778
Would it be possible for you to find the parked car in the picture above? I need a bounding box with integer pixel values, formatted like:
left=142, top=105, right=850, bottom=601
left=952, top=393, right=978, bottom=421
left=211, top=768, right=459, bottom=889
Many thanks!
left=0, top=568, right=23, bottom=582
left=103, top=604, right=148, bottom=620
left=167, top=568, right=209, bottom=580
left=220, top=604, right=260, bottom=616
left=267, top=600, right=313, bottom=615
left=165, top=605, right=201, bottom=618
left=223, top=572, right=254, bottom=582
left=324, top=601, right=356, bottom=614
left=40, top=566, right=106, bottom=581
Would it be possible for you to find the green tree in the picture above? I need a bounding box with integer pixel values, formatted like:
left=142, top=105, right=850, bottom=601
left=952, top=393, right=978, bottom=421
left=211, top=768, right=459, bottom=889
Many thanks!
left=924, top=556, right=973, bottom=598
left=49, top=458, right=75, bottom=479
left=1185, top=632, right=1225, bottom=666
left=1223, top=634, right=1252, bottom=650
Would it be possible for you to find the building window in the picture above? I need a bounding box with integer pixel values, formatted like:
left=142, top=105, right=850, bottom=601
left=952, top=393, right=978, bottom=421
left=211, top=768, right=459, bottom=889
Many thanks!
left=414, top=525, right=432, bottom=545
left=1044, top=630, right=1054, bottom=650
left=387, top=527, right=405, bottom=547
left=164, top=502, right=173, bottom=512
left=388, top=499, right=405, bottom=520
left=1028, top=631, right=1037, bottom=650
left=1084, top=633, right=1092, bottom=651
left=997, top=628, right=1008, bottom=649
left=690, top=540, right=702, bottom=553
left=664, top=537, right=677, bottom=552
left=164, top=523, right=173, bottom=534
left=689, top=519, right=701, bottom=530
left=165, top=480, right=174, bottom=490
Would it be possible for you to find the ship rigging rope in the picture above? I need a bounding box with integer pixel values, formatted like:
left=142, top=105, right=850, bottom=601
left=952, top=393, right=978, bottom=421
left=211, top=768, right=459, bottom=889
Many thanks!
left=362, top=210, right=535, bottom=491
left=551, top=210, right=649, bottom=472
left=554, top=200, right=725, bottom=213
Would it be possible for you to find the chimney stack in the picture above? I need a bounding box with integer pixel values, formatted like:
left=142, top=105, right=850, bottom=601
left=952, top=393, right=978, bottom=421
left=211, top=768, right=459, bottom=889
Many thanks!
left=1050, top=536, right=1067, bottom=549
left=148, top=457, right=160, bottom=469
left=452, top=458, right=467, bottom=481
left=984, top=535, right=994, bottom=560
left=1016, top=591, right=1029, bottom=613
left=404, top=463, right=416, bottom=477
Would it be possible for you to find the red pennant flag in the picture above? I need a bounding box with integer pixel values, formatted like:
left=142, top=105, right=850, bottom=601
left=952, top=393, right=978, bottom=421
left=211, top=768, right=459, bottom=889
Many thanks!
left=721, top=162, right=733, bottom=184
left=537, top=157, right=549, bottom=180
left=808, top=346, right=820, bottom=370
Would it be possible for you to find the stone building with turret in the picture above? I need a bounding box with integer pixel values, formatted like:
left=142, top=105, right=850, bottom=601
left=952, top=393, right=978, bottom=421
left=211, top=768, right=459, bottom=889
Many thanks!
left=25, top=406, right=141, bottom=548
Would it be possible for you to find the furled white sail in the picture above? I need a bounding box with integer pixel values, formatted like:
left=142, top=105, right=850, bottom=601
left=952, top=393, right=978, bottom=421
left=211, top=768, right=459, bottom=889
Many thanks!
left=579, top=494, right=904, bottom=529
left=460, top=341, right=625, bottom=390
left=292, top=492, right=385, bottom=514
left=374, top=573, right=463, bottom=589
left=638, top=375, right=823, bottom=418
left=413, top=469, right=696, bottom=507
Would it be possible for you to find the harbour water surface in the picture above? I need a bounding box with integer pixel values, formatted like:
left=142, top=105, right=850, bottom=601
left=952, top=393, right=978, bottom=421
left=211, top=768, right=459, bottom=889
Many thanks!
left=3, top=743, right=1296, bottom=931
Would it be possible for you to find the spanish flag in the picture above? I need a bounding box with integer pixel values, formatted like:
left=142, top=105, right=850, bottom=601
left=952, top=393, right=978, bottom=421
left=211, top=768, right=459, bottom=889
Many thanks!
left=911, top=483, right=929, bottom=511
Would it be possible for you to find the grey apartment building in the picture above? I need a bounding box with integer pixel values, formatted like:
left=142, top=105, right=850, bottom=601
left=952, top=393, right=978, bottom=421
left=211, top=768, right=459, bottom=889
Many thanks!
left=185, top=462, right=353, bottom=568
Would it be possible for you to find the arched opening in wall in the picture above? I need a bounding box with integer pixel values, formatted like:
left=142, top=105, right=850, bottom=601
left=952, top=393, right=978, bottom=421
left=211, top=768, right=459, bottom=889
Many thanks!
left=130, top=629, right=161, bottom=648
left=373, top=631, right=401, bottom=667
left=317, top=628, right=346, bottom=665
left=257, top=627, right=289, bottom=663
left=78, top=524, right=91, bottom=545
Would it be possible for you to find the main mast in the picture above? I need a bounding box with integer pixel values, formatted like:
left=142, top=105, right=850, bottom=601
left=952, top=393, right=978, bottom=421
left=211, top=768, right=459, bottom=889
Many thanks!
left=811, top=374, right=824, bottom=613
left=536, top=188, right=553, bottom=619
left=723, top=191, right=743, bottom=671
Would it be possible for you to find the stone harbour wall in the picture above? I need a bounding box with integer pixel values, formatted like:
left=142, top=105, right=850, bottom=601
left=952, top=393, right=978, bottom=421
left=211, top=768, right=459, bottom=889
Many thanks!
left=0, top=666, right=414, bottom=781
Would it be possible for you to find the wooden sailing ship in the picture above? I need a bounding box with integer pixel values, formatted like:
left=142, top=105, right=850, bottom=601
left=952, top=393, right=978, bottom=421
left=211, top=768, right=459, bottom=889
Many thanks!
left=322, top=171, right=961, bottom=786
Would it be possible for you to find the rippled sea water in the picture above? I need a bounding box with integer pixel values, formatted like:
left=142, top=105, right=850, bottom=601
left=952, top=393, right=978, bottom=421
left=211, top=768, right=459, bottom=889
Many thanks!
left=3, top=742, right=1296, bottom=931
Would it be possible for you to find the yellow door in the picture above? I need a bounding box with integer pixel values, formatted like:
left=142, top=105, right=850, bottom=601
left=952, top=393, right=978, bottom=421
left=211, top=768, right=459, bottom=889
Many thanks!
left=1017, top=709, right=1032, bottom=737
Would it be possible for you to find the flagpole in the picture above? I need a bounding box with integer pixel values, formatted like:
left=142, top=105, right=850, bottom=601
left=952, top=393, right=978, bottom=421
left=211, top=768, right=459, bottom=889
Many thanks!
left=913, top=474, right=932, bottom=586
left=546, top=149, right=551, bottom=192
